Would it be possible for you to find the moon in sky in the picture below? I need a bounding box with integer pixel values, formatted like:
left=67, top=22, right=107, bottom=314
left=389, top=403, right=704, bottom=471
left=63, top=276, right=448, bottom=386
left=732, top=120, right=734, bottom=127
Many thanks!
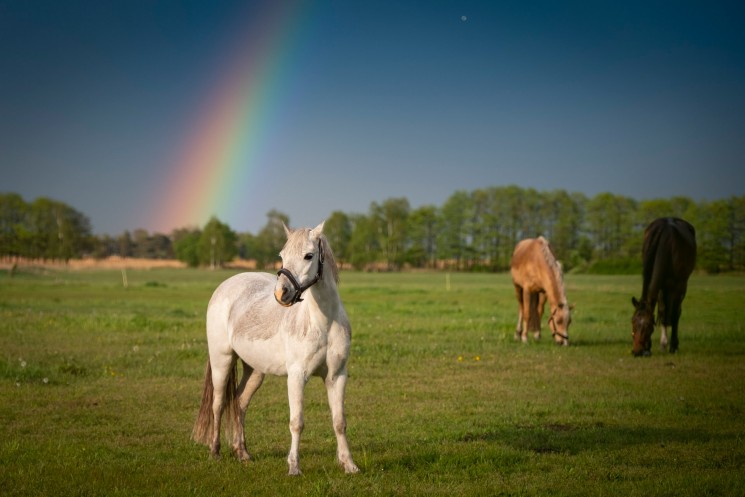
left=461, top=15, right=467, bottom=22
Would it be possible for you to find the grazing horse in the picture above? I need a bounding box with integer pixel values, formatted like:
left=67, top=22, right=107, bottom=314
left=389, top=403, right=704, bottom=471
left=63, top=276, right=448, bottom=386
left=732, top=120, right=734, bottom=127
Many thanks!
left=192, top=222, right=359, bottom=475
left=511, top=237, right=572, bottom=346
left=631, top=217, right=696, bottom=356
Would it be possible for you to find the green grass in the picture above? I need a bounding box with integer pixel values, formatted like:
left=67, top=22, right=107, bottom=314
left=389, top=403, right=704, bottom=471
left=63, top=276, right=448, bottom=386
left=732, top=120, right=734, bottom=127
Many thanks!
left=1, top=268, right=744, bottom=496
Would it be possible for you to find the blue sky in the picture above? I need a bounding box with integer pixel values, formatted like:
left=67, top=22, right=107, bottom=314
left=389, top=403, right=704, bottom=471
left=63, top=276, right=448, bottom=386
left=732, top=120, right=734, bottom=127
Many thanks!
left=1, top=1, right=744, bottom=235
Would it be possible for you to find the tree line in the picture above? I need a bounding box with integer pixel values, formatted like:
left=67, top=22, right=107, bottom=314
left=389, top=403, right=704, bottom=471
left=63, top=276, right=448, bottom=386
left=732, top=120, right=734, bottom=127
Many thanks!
left=2, top=188, right=744, bottom=273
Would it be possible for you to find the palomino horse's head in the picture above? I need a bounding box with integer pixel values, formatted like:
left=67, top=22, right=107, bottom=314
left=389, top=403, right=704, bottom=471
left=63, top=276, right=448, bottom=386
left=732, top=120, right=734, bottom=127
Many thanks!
left=631, top=297, right=654, bottom=357
left=548, top=303, right=572, bottom=346
left=274, top=222, right=326, bottom=307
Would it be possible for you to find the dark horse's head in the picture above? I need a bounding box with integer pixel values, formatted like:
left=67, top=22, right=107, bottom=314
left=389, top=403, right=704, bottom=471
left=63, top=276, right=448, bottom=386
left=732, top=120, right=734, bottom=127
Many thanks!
left=631, top=297, right=654, bottom=357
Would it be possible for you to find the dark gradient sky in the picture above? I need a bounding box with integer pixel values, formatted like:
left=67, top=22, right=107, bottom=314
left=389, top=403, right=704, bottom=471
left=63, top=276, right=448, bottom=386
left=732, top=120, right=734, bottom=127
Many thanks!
left=2, top=1, right=744, bottom=235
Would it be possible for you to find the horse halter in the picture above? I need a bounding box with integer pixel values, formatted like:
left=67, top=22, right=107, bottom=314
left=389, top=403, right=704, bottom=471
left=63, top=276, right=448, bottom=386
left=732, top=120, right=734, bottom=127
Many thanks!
left=548, top=306, right=570, bottom=342
left=276, top=241, right=325, bottom=305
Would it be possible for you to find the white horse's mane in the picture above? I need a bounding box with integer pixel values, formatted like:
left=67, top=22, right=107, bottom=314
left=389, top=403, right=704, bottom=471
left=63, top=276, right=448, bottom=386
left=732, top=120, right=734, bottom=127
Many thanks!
left=320, top=235, right=340, bottom=285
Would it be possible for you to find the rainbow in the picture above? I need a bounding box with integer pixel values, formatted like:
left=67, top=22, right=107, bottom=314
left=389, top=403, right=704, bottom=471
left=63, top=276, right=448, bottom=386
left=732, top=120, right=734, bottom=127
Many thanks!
left=154, top=3, right=311, bottom=233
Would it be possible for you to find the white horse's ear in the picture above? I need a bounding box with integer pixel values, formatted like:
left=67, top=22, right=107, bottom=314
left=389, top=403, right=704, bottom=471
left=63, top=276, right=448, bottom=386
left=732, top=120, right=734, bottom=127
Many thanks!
left=310, top=221, right=325, bottom=239
left=283, top=222, right=291, bottom=238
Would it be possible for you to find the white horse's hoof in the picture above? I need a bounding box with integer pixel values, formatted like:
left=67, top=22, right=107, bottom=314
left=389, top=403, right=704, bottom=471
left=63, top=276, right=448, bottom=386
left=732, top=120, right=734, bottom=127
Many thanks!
left=339, top=456, right=359, bottom=473
left=288, top=460, right=302, bottom=476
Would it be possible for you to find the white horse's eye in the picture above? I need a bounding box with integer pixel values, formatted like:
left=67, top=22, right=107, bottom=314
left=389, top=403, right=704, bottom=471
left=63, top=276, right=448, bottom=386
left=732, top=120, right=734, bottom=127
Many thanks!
left=304, top=253, right=313, bottom=260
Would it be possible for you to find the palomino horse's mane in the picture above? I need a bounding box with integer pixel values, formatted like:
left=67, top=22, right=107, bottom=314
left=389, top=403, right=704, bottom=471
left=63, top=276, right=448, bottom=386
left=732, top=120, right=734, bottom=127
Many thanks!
left=537, top=236, right=567, bottom=304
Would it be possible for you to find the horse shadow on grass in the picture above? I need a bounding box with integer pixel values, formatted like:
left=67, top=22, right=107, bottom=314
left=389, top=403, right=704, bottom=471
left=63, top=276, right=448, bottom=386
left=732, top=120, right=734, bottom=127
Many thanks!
left=456, top=422, right=716, bottom=456
left=370, top=422, right=725, bottom=474
left=204, top=423, right=728, bottom=476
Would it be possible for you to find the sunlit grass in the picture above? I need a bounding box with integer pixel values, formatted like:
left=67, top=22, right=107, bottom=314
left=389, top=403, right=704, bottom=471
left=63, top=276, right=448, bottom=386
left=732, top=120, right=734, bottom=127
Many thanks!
left=1, top=268, right=744, bottom=496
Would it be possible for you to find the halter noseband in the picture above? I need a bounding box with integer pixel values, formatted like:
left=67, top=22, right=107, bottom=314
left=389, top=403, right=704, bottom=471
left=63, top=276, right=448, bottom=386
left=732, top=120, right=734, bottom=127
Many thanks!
left=547, top=306, right=570, bottom=342
left=276, top=241, right=325, bottom=305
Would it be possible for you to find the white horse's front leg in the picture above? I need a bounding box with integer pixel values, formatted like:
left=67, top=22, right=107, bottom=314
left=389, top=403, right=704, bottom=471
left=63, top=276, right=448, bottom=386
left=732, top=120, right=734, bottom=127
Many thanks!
left=325, top=371, right=359, bottom=474
left=286, top=370, right=306, bottom=476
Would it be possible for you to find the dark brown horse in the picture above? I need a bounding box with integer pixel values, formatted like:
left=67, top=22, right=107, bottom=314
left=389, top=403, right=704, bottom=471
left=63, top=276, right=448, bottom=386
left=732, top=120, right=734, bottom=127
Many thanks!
left=631, top=217, right=696, bottom=356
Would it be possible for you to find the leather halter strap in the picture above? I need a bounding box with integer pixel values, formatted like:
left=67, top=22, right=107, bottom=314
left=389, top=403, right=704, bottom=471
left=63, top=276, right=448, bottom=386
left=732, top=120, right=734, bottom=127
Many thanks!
left=276, top=241, right=324, bottom=305
left=547, top=306, right=570, bottom=341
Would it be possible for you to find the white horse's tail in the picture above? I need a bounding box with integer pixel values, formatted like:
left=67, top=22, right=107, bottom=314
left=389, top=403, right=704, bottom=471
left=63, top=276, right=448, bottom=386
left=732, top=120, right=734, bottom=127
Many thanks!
left=192, top=359, right=239, bottom=446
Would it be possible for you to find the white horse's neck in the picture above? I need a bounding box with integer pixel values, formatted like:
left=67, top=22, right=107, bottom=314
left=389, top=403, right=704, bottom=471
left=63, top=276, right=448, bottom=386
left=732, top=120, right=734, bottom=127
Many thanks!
left=300, top=274, right=341, bottom=326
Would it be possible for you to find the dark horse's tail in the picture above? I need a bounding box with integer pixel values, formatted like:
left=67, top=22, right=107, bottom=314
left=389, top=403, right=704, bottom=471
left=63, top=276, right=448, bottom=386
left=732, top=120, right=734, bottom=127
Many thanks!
left=192, top=359, right=239, bottom=446
left=527, top=292, right=542, bottom=332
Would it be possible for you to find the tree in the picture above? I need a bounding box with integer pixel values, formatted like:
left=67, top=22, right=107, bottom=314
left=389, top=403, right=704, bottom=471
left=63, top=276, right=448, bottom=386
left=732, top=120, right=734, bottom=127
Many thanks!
left=348, top=214, right=379, bottom=270
left=25, top=197, right=91, bottom=261
left=438, top=191, right=471, bottom=270
left=0, top=193, right=30, bottom=259
left=501, top=185, right=529, bottom=264
left=691, top=199, right=732, bottom=273
left=586, top=192, right=637, bottom=260
left=371, top=198, right=410, bottom=270
left=199, top=217, right=237, bottom=269
left=132, top=229, right=151, bottom=258
left=406, top=205, right=439, bottom=268
left=730, top=196, right=745, bottom=271
left=468, top=189, right=490, bottom=269
left=542, top=190, right=583, bottom=269
left=237, top=232, right=259, bottom=261
left=91, top=234, right=117, bottom=259
left=254, top=210, right=289, bottom=269
left=324, top=211, right=352, bottom=267
left=173, top=228, right=201, bottom=267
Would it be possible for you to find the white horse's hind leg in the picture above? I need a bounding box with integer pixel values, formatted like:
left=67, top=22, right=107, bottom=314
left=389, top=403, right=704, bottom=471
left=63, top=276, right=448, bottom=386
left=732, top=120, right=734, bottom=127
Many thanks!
left=324, top=372, right=359, bottom=473
left=208, top=355, right=234, bottom=459
left=286, top=370, right=307, bottom=475
left=233, top=363, right=265, bottom=462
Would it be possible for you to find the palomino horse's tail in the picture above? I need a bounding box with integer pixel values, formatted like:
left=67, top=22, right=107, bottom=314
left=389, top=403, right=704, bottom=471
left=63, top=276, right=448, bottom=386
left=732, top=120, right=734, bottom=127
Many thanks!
left=191, top=359, right=239, bottom=446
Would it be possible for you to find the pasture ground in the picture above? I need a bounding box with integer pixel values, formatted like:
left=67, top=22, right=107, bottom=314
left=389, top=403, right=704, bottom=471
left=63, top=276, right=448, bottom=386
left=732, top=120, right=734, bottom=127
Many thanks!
left=1, top=268, right=744, bottom=496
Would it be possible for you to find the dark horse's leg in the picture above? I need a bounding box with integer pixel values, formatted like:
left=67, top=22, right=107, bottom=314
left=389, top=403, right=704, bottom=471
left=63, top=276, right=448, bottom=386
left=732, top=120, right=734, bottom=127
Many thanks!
left=669, top=303, right=682, bottom=353
left=657, top=291, right=669, bottom=353
left=669, top=288, right=687, bottom=354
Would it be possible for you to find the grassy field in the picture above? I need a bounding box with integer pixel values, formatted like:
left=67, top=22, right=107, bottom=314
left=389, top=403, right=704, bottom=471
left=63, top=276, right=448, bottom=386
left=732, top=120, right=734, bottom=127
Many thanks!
left=1, top=267, right=744, bottom=496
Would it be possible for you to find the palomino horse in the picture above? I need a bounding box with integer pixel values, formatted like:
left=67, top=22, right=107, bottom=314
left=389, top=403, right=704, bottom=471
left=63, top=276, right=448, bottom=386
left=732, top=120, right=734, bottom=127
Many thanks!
left=631, top=217, right=696, bottom=356
left=192, top=222, right=358, bottom=475
left=511, top=237, right=572, bottom=345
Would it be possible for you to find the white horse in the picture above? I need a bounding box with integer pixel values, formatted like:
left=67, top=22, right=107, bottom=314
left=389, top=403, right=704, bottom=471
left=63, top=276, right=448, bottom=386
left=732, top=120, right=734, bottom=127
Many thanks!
left=192, top=222, right=358, bottom=475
